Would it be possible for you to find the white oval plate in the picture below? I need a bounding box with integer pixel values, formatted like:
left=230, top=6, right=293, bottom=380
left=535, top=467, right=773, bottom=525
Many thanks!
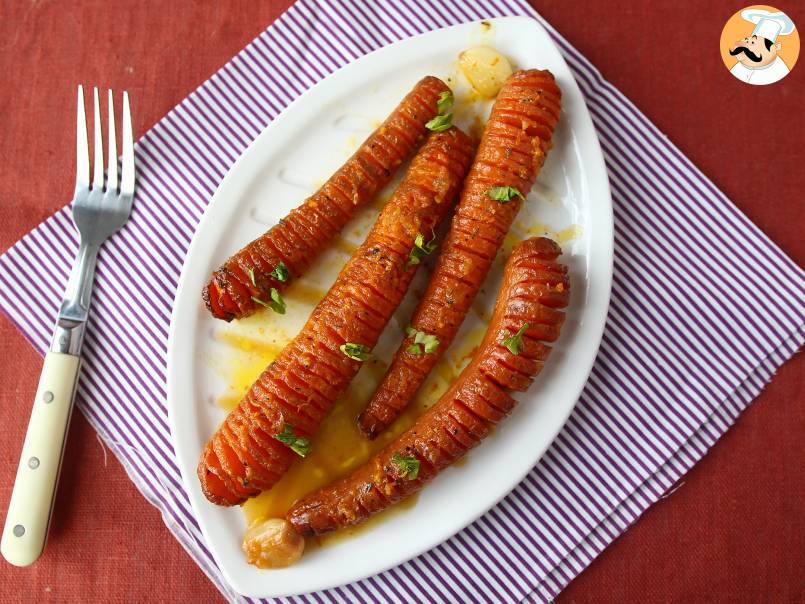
left=168, top=16, right=612, bottom=599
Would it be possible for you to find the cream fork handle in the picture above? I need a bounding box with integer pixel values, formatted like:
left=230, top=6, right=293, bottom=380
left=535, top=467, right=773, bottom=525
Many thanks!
left=1, top=352, right=80, bottom=566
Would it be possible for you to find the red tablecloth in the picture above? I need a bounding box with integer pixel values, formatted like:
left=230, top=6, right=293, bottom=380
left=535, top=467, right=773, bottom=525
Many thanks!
left=1, top=1, right=802, bottom=601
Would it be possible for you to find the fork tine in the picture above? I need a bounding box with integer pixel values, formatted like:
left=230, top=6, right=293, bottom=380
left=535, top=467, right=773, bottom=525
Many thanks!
left=120, top=91, right=134, bottom=196
left=75, top=85, right=89, bottom=193
left=107, top=90, right=118, bottom=191
left=92, top=87, right=104, bottom=189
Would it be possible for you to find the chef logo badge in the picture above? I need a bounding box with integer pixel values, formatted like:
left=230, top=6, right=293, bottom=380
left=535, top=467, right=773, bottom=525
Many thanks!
left=720, top=6, right=799, bottom=85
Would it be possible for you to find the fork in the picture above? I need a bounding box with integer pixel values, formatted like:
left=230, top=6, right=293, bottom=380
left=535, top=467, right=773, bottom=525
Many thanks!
left=0, top=87, right=135, bottom=567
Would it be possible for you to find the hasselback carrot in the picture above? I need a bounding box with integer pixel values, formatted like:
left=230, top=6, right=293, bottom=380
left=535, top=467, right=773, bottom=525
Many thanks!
left=357, top=69, right=562, bottom=439
left=198, top=128, right=474, bottom=506
left=288, top=237, right=569, bottom=536
left=203, top=76, right=451, bottom=322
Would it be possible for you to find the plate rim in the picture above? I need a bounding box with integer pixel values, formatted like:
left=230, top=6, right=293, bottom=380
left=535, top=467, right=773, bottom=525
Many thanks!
left=167, top=14, right=613, bottom=598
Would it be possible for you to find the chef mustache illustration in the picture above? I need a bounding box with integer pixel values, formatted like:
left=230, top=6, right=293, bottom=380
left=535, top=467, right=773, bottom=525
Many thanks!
left=730, top=36, right=776, bottom=63
left=729, top=35, right=779, bottom=66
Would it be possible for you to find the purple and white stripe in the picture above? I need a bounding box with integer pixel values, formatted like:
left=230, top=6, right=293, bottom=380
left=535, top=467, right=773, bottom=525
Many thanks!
left=0, top=1, right=802, bottom=602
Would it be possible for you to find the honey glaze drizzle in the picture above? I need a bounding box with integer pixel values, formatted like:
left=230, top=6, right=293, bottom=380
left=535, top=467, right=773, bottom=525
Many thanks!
left=216, top=297, right=462, bottom=546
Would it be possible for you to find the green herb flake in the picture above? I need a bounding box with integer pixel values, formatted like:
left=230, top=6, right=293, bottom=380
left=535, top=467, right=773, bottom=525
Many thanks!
left=406, top=343, right=422, bottom=356
left=340, top=342, right=371, bottom=361
left=407, top=232, right=438, bottom=267
left=436, top=90, right=454, bottom=115
left=487, top=186, right=525, bottom=203
left=422, top=334, right=439, bottom=354
left=503, top=322, right=530, bottom=356
left=273, top=424, right=310, bottom=457
left=391, top=452, right=420, bottom=480
left=405, top=327, right=439, bottom=355
left=248, top=267, right=257, bottom=288
left=425, top=113, right=453, bottom=132
left=251, top=287, right=286, bottom=315
left=269, top=261, right=290, bottom=283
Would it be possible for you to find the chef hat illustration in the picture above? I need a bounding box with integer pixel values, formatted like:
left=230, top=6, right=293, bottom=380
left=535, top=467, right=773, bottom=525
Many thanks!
left=741, top=9, right=795, bottom=43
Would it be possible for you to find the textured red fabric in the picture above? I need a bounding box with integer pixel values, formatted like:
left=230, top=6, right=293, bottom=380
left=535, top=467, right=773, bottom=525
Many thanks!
left=0, top=1, right=802, bottom=602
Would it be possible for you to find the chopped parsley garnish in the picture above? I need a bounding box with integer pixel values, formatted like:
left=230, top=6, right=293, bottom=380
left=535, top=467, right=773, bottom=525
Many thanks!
left=269, top=261, right=289, bottom=283
left=407, top=231, right=438, bottom=267
left=437, top=90, right=454, bottom=115
left=405, top=327, right=439, bottom=355
left=391, top=452, right=420, bottom=480
left=503, top=323, right=530, bottom=356
left=251, top=287, right=286, bottom=315
left=487, top=186, right=525, bottom=203
left=273, top=424, right=310, bottom=457
left=340, top=342, right=371, bottom=361
left=405, top=344, right=421, bottom=355
left=425, top=113, right=453, bottom=132
left=248, top=267, right=257, bottom=288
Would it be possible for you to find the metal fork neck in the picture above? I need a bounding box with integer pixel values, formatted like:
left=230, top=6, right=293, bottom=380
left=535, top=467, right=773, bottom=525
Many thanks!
left=52, top=239, right=99, bottom=355
left=51, top=324, right=85, bottom=355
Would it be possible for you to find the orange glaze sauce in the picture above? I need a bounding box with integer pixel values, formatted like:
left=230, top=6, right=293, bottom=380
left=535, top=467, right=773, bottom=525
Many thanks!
left=216, top=276, right=488, bottom=545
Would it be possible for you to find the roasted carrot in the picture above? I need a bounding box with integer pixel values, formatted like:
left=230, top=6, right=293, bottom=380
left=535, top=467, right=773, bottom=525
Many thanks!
left=357, top=69, right=562, bottom=439
left=288, top=237, right=569, bottom=536
left=198, top=128, right=474, bottom=506
left=203, top=76, right=451, bottom=322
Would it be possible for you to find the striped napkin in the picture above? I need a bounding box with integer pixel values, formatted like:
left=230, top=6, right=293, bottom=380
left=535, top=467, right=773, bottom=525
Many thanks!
left=2, top=0, right=803, bottom=602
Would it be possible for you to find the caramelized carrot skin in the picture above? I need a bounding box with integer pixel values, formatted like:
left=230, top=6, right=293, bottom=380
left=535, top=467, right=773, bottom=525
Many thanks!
left=198, top=128, right=474, bottom=506
left=203, top=76, right=451, bottom=322
left=288, top=237, right=569, bottom=536
left=358, top=69, right=562, bottom=439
